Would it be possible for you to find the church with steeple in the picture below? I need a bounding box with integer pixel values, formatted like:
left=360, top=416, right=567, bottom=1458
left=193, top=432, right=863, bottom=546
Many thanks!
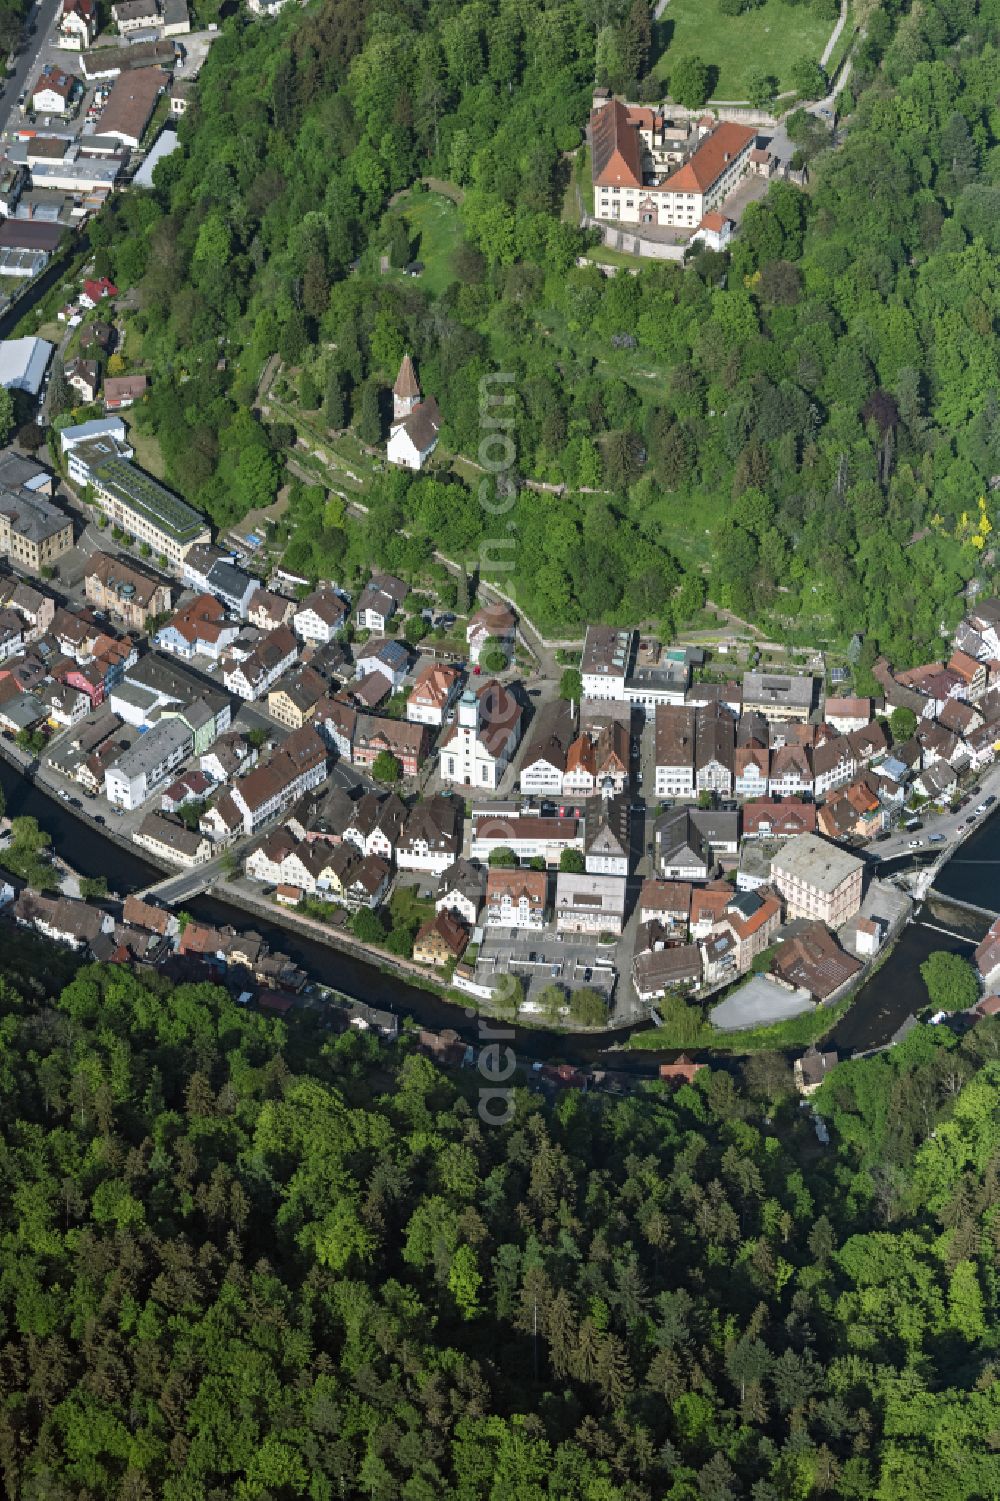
left=387, top=353, right=441, bottom=471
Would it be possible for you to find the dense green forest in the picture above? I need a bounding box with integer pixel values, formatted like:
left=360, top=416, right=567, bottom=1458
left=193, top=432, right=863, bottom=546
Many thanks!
left=89, top=0, right=1000, bottom=660
left=0, top=962, right=999, bottom=1496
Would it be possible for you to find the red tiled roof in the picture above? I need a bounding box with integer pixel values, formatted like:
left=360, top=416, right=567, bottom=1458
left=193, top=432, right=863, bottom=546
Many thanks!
left=661, top=122, right=755, bottom=194
left=591, top=98, right=643, bottom=188
left=486, top=868, right=547, bottom=905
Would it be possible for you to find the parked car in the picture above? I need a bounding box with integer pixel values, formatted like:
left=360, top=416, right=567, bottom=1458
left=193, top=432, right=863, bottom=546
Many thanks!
left=908, top=838, right=922, bottom=848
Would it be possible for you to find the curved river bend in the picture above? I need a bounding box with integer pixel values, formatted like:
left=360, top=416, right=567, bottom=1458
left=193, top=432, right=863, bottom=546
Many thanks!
left=0, top=761, right=659, bottom=1070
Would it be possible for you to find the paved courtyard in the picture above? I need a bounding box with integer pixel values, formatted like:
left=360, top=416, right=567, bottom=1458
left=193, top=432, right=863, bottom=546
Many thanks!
left=709, top=974, right=814, bottom=1030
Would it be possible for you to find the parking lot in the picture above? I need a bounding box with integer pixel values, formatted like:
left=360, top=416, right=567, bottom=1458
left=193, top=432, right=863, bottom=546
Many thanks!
left=476, top=926, right=620, bottom=1003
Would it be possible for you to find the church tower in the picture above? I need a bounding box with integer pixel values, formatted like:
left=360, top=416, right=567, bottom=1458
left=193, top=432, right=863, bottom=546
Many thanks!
left=457, top=688, right=479, bottom=731
left=393, top=354, right=421, bottom=423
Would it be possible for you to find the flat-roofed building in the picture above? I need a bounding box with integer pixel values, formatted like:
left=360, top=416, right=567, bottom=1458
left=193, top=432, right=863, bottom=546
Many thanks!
left=555, top=871, right=626, bottom=935
left=581, top=625, right=635, bottom=700
left=770, top=833, right=863, bottom=928
left=742, top=672, right=816, bottom=723
left=104, top=715, right=192, bottom=809
left=71, top=438, right=210, bottom=567
left=0, top=336, right=53, bottom=395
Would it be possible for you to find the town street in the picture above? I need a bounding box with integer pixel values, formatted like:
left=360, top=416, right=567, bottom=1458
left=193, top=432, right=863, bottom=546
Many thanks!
left=0, top=0, right=64, bottom=134
left=871, top=760, right=1000, bottom=861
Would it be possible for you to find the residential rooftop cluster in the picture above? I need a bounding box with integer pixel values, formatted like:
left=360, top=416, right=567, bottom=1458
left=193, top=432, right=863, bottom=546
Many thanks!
left=8, top=403, right=1000, bottom=1036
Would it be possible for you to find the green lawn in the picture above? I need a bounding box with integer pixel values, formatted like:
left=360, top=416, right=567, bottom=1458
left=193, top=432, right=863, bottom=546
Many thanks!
left=385, top=190, right=466, bottom=297
left=653, top=0, right=837, bottom=99
left=629, top=992, right=854, bottom=1054
left=126, top=425, right=167, bottom=480
left=389, top=885, right=435, bottom=930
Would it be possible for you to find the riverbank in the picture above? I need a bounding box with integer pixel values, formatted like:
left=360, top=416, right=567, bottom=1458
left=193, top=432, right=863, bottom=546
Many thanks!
left=629, top=991, right=855, bottom=1054
left=0, top=755, right=672, bottom=1067
left=11, top=739, right=992, bottom=1065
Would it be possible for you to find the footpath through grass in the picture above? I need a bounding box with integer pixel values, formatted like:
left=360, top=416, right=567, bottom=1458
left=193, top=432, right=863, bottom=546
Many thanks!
left=653, top=0, right=835, bottom=98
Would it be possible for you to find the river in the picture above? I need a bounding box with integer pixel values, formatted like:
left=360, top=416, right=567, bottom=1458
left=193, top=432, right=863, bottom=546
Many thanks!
left=9, top=754, right=1000, bottom=1063
left=0, top=759, right=661, bottom=1070
left=930, top=804, right=1000, bottom=914
left=828, top=805, right=1000, bottom=1053
left=828, top=905, right=979, bottom=1055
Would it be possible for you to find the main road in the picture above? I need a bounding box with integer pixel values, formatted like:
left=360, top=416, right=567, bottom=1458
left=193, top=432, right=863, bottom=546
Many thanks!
left=1, top=0, right=65, bottom=135
left=871, top=761, right=1000, bottom=863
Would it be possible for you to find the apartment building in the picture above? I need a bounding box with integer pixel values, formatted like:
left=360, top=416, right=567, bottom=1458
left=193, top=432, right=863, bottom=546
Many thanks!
left=581, top=625, right=635, bottom=701
left=519, top=698, right=577, bottom=795
left=413, top=909, right=469, bottom=968
left=229, top=726, right=327, bottom=835
left=584, top=796, right=630, bottom=876
left=104, top=716, right=192, bottom=809
left=770, top=834, right=864, bottom=928
left=0, top=487, right=73, bottom=572
left=248, top=588, right=295, bottom=632
left=353, top=716, right=428, bottom=777
left=155, top=594, right=240, bottom=661
left=293, top=588, right=347, bottom=645
left=355, top=571, right=407, bottom=631
left=435, top=858, right=486, bottom=926
left=133, top=811, right=212, bottom=866
left=742, top=672, right=816, bottom=723
left=84, top=551, right=171, bottom=631
left=654, top=705, right=696, bottom=798
left=223, top=626, right=298, bottom=700
left=267, top=665, right=326, bottom=730
left=484, top=868, right=547, bottom=929
left=695, top=700, right=735, bottom=796
left=407, top=662, right=461, bottom=727
left=396, top=794, right=463, bottom=875
left=69, top=437, right=210, bottom=566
